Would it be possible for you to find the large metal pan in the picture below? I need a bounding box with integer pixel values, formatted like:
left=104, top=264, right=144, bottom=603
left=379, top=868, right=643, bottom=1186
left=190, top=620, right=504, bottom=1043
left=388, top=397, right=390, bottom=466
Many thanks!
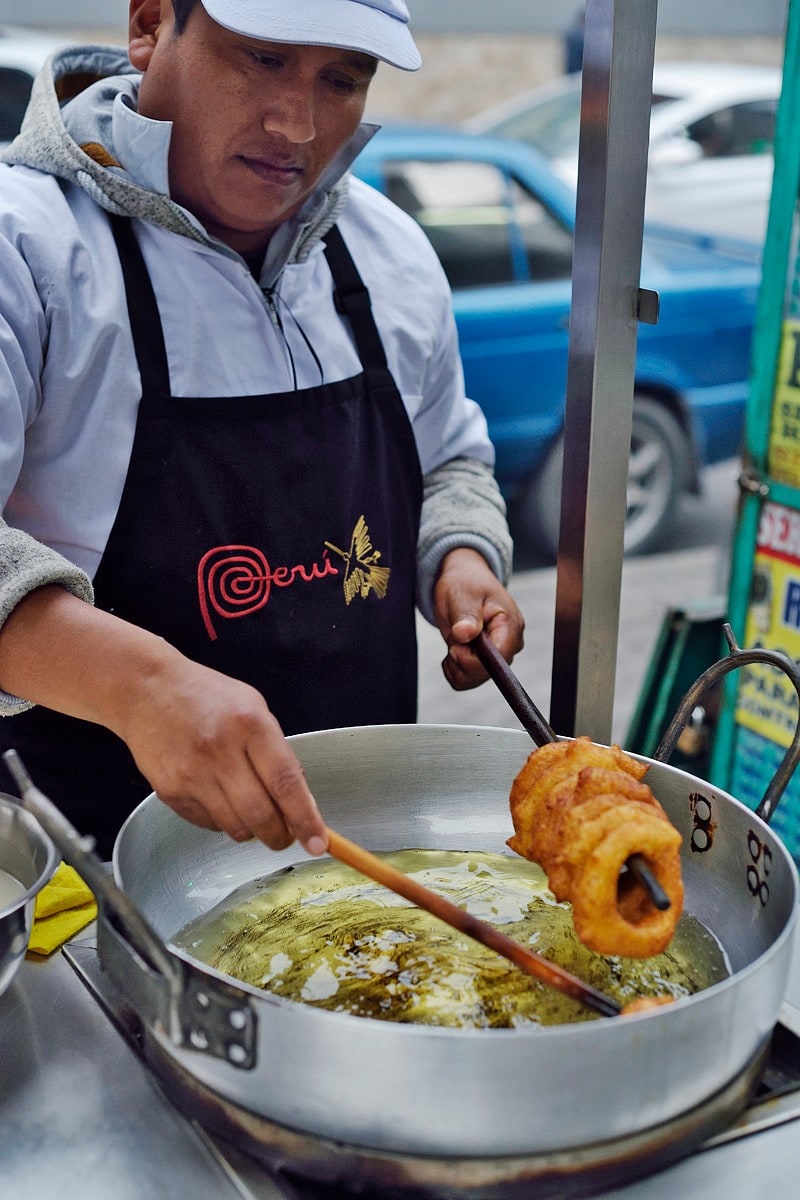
left=108, top=717, right=799, bottom=1159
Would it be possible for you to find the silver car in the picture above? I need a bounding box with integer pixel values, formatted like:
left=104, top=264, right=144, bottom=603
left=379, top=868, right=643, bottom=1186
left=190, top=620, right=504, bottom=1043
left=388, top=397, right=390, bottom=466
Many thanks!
left=466, top=60, right=781, bottom=244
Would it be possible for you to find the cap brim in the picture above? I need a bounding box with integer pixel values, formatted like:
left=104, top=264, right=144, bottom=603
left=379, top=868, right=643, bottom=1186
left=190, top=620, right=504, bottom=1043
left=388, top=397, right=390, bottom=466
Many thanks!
left=201, top=0, right=422, bottom=71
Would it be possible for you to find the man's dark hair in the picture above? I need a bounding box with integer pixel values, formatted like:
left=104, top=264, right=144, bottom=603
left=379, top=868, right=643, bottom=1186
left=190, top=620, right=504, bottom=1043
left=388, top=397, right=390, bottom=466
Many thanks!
left=172, top=0, right=201, bottom=33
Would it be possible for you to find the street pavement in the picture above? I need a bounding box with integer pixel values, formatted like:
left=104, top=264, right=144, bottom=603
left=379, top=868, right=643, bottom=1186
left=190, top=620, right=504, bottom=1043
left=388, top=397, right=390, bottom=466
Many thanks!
left=416, top=541, right=731, bottom=746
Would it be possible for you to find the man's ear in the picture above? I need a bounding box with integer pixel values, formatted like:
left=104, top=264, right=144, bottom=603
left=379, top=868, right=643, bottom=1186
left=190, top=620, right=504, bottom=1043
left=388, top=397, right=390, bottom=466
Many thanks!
left=129, top=0, right=168, bottom=70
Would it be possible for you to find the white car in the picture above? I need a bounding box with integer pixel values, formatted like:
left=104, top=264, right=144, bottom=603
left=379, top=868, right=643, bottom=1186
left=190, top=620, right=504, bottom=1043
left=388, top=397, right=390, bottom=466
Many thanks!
left=0, top=25, right=73, bottom=147
left=465, top=62, right=781, bottom=243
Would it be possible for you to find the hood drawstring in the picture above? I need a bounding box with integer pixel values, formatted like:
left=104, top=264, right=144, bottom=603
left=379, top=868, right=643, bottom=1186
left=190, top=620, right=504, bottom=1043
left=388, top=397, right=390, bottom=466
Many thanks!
left=262, top=283, right=324, bottom=392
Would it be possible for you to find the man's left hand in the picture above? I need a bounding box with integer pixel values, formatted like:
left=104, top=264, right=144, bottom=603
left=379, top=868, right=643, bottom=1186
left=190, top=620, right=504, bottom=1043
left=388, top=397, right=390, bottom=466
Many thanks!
left=432, top=547, right=525, bottom=690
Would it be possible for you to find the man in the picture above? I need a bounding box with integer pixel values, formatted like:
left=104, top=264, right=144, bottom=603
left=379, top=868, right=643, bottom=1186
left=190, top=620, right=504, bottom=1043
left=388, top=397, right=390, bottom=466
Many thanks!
left=0, top=0, right=525, bottom=858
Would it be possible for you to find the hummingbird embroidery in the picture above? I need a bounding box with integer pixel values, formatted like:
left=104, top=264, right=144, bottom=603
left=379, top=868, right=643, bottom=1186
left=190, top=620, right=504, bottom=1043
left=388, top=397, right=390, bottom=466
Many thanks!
left=325, top=516, right=391, bottom=605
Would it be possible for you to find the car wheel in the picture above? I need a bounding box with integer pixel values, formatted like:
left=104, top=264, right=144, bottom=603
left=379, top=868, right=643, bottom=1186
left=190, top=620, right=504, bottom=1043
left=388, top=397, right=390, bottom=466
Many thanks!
left=513, top=395, right=689, bottom=561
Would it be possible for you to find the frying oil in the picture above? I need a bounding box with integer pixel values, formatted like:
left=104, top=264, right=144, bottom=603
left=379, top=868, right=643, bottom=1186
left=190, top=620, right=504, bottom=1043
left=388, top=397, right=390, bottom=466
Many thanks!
left=173, top=850, right=729, bottom=1029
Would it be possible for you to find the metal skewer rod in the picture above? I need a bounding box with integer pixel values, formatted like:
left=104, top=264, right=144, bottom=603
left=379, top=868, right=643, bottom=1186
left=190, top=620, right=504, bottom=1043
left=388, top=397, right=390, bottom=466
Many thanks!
left=3, top=750, right=183, bottom=987
left=471, top=630, right=671, bottom=913
left=325, top=827, right=622, bottom=1018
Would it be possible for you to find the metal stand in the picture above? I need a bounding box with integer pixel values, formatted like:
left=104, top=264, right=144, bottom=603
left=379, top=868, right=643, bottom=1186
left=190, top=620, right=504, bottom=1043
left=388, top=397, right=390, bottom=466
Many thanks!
left=551, top=0, right=660, bottom=739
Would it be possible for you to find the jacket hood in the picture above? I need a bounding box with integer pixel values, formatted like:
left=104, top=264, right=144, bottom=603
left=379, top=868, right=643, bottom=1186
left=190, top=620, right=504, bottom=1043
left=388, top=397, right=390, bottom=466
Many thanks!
left=1, top=45, right=375, bottom=283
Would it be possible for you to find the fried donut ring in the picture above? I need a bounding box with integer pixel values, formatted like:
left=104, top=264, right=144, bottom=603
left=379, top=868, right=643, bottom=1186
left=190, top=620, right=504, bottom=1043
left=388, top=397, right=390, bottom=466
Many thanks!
left=508, top=741, right=578, bottom=855
left=507, top=737, right=684, bottom=958
left=508, top=738, right=646, bottom=858
left=538, top=769, right=659, bottom=873
left=621, top=996, right=675, bottom=1015
left=542, top=769, right=668, bottom=896
left=517, top=763, right=660, bottom=877
left=545, top=795, right=650, bottom=899
left=569, top=813, right=684, bottom=956
left=566, top=766, right=664, bottom=815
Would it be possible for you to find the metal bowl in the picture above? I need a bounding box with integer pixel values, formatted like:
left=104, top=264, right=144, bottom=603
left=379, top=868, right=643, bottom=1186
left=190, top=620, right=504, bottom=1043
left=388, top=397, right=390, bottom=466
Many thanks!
left=0, top=792, right=57, bottom=996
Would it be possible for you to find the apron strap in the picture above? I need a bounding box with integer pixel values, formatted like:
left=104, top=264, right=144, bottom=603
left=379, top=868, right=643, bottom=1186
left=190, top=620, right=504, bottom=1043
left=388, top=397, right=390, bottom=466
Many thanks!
left=109, top=214, right=171, bottom=397
left=324, top=225, right=389, bottom=372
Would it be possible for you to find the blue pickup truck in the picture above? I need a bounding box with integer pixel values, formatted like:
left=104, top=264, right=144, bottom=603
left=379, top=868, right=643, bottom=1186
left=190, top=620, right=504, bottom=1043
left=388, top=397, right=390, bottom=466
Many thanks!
left=353, top=125, right=762, bottom=558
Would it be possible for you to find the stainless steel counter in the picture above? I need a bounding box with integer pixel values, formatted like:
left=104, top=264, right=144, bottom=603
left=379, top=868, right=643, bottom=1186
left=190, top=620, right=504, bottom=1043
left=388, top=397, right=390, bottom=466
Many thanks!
left=3, top=925, right=800, bottom=1200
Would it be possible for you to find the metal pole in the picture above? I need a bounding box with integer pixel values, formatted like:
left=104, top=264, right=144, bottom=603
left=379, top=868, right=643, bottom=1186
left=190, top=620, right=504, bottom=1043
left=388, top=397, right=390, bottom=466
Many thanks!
left=549, top=0, right=660, bottom=740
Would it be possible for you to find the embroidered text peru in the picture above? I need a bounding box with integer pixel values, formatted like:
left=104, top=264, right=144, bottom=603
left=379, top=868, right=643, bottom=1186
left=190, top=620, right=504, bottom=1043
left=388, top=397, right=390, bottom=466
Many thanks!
left=197, top=544, right=339, bottom=640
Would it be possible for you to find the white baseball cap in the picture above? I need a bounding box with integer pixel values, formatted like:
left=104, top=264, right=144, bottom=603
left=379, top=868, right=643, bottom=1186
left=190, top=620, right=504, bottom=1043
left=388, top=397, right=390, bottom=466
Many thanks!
left=200, top=0, right=422, bottom=71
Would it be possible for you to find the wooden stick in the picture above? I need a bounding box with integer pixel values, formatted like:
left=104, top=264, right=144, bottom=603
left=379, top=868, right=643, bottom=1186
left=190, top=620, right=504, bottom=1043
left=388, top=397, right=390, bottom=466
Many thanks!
left=325, top=827, right=622, bottom=1019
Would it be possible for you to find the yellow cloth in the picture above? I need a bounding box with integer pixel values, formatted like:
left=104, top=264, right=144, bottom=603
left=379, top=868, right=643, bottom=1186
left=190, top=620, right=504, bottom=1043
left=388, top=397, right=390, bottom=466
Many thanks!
left=28, top=862, right=98, bottom=956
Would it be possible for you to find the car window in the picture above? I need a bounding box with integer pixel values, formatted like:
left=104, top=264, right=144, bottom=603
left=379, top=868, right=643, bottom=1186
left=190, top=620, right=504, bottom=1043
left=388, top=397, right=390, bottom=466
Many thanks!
left=0, top=66, right=33, bottom=143
left=490, top=89, right=583, bottom=159
left=382, top=158, right=573, bottom=290
left=508, top=176, right=573, bottom=282
left=491, top=89, right=675, bottom=158
left=686, top=100, right=777, bottom=158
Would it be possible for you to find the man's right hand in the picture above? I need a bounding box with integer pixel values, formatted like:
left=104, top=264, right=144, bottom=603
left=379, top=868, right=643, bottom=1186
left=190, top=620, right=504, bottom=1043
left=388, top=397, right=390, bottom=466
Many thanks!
left=0, top=585, right=328, bottom=854
left=118, top=653, right=328, bottom=854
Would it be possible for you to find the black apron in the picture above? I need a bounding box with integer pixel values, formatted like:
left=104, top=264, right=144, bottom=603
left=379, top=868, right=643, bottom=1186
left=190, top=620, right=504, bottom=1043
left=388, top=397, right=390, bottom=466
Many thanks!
left=1, top=218, right=423, bottom=856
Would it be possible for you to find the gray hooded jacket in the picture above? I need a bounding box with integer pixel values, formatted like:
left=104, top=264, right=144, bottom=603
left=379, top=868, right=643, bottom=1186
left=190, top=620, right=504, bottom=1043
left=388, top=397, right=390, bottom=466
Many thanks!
left=0, top=45, right=513, bottom=713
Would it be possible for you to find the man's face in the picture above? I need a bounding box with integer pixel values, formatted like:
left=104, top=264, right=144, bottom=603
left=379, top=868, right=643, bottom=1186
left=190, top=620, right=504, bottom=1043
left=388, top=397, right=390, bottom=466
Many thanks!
left=131, top=2, right=376, bottom=256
